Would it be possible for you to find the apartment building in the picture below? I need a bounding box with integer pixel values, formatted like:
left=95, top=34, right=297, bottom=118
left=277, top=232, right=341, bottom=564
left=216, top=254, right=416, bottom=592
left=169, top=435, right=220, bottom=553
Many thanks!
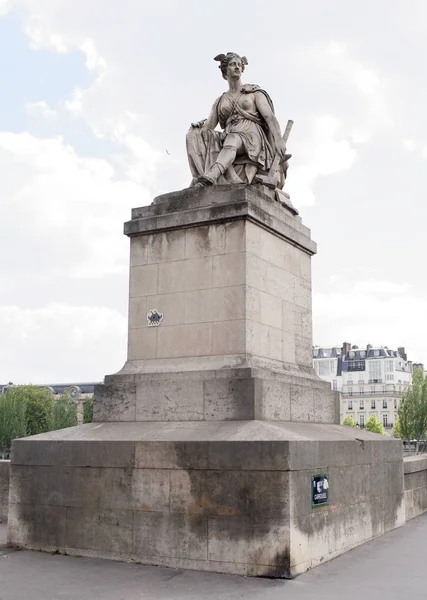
left=313, top=343, right=412, bottom=429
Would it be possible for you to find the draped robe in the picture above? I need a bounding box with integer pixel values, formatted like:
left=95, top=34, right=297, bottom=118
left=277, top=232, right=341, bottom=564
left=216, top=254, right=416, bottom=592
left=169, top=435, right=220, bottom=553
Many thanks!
left=186, top=84, right=286, bottom=187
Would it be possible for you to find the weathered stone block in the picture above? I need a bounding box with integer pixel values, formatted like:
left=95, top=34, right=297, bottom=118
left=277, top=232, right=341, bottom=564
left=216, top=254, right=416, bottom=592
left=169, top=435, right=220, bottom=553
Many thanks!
left=0, top=460, right=10, bottom=520
left=135, top=441, right=209, bottom=470
left=158, top=257, right=213, bottom=294
left=136, top=377, right=204, bottom=421
left=8, top=504, right=66, bottom=548
left=129, top=264, right=159, bottom=297
left=211, top=320, right=246, bottom=355
left=133, top=512, right=208, bottom=560
left=254, top=379, right=291, bottom=420
left=94, top=375, right=136, bottom=421
left=128, top=327, right=158, bottom=361
left=65, top=507, right=133, bottom=556
left=157, top=323, right=212, bottom=358
left=207, top=515, right=290, bottom=572
left=203, top=378, right=254, bottom=420
left=185, top=224, right=226, bottom=258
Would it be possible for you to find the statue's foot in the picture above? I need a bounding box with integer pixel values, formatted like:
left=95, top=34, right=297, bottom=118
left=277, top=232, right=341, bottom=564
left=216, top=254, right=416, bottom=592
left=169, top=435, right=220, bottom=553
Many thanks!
left=195, top=175, right=215, bottom=187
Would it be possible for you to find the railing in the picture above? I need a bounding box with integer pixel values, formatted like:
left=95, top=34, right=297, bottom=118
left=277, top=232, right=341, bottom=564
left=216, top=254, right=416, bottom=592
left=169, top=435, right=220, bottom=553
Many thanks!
left=342, top=391, right=403, bottom=397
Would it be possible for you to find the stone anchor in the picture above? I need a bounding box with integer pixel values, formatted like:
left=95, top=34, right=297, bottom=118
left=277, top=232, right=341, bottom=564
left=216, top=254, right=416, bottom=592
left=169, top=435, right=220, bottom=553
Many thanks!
left=255, top=118, right=294, bottom=189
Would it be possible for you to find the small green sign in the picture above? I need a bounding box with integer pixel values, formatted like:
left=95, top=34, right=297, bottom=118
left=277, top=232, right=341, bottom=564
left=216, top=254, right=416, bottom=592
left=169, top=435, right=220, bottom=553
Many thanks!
left=312, top=474, right=329, bottom=507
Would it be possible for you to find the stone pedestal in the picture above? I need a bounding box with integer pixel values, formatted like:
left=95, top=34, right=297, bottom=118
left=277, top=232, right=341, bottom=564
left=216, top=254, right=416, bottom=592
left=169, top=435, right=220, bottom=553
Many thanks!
left=7, top=185, right=405, bottom=578
left=96, top=184, right=338, bottom=425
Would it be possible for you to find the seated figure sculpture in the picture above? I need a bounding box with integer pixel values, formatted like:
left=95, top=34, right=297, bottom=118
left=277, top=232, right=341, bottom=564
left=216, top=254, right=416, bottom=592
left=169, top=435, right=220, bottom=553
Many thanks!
left=186, top=52, right=292, bottom=192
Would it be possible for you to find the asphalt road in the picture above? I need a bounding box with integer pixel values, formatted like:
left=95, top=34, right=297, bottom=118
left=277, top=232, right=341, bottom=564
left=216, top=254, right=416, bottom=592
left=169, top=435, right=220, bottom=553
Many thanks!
left=0, top=515, right=426, bottom=600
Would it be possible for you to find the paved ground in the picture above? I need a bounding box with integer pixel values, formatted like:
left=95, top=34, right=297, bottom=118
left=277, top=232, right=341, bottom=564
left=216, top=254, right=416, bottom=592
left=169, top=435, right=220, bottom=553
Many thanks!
left=1, top=515, right=426, bottom=600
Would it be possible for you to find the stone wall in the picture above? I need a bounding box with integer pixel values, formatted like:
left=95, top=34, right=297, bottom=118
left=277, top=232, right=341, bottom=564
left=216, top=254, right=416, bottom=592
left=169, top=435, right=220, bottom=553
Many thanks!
left=7, top=423, right=406, bottom=578
left=404, top=455, right=427, bottom=521
left=0, top=460, right=10, bottom=521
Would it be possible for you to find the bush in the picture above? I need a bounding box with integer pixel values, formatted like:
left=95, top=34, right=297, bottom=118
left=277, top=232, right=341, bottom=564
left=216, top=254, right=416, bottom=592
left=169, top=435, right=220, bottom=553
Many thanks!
left=342, top=416, right=358, bottom=428
left=365, top=415, right=385, bottom=435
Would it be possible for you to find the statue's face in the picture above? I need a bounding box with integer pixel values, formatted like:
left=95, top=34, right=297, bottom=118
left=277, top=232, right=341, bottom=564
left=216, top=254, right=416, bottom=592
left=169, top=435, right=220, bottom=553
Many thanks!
left=226, top=56, right=243, bottom=80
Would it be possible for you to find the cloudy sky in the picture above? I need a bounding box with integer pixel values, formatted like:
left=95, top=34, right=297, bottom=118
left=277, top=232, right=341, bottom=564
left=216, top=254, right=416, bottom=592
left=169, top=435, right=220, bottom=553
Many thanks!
left=1, top=0, right=426, bottom=384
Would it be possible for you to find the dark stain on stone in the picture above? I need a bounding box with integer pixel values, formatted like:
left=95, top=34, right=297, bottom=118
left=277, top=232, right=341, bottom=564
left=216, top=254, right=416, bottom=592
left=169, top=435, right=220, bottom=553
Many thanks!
left=259, top=550, right=291, bottom=578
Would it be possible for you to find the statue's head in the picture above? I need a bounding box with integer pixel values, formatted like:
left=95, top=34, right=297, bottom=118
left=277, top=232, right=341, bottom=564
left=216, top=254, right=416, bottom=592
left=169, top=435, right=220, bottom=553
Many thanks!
left=214, top=52, right=248, bottom=81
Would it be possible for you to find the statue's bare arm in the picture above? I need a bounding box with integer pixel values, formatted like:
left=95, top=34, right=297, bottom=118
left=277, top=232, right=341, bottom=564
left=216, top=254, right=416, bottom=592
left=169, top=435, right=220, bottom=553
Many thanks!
left=191, top=99, right=219, bottom=130
left=255, top=92, right=287, bottom=160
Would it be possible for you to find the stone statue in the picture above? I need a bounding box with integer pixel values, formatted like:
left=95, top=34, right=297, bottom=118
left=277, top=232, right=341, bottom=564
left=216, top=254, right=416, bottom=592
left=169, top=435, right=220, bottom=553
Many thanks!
left=186, top=52, right=292, bottom=193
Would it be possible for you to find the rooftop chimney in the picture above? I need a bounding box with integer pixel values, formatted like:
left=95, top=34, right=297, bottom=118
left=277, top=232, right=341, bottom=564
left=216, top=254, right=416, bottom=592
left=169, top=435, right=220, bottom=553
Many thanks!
left=342, top=342, right=351, bottom=357
left=398, top=347, right=407, bottom=361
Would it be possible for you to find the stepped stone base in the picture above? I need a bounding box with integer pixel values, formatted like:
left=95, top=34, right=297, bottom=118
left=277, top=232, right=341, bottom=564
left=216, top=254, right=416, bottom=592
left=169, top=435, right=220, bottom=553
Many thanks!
left=8, top=421, right=404, bottom=578
left=6, top=185, right=406, bottom=577
left=94, top=367, right=338, bottom=423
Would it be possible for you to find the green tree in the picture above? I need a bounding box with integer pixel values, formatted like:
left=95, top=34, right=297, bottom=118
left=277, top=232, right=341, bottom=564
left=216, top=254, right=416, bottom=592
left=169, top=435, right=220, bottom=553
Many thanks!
left=398, top=370, right=427, bottom=453
left=83, top=397, right=93, bottom=424
left=0, top=389, right=26, bottom=458
left=49, top=392, right=77, bottom=431
left=392, top=418, right=401, bottom=439
left=342, top=415, right=358, bottom=428
left=19, top=386, right=54, bottom=436
left=365, top=415, right=385, bottom=435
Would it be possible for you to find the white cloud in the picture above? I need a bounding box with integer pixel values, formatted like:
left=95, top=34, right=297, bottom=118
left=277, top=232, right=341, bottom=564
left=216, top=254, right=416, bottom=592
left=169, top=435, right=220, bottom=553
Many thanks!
left=24, top=15, right=69, bottom=53
left=80, top=38, right=107, bottom=77
left=0, top=303, right=127, bottom=383
left=0, top=130, right=154, bottom=279
left=324, top=41, right=392, bottom=130
left=353, top=281, right=412, bottom=295
left=287, top=115, right=357, bottom=206
left=26, top=100, right=58, bottom=120
left=0, top=0, right=11, bottom=17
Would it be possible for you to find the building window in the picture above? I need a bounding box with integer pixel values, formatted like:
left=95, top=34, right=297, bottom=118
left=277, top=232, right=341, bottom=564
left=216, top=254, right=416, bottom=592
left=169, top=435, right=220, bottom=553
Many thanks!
left=383, top=400, right=387, bottom=409
left=383, top=414, right=388, bottom=427
left=383, top=385, right=387, bottom=393
left=360, top=415, right=365, bottom=427
left=394, top=398, right=398, bottom=409
left=386, top=360, right=394, bottom=373
left=370, top=386, right=375, bottom=394
left=348, top=400, right=353, bottom=410
left=374, top=350, right=380, bottom=357
left=347, top=378, right=353, bottom=385
left=348, top=387, right=353, bottom=396
left=333, top=380, right=337, bottom=391
left=368, top=360, right=382, bottom=383
left=371, top=400, right=376, bottom=409
left=359, top=387, right=364, bottom=395
left=360, top=400, right=364, bottom=410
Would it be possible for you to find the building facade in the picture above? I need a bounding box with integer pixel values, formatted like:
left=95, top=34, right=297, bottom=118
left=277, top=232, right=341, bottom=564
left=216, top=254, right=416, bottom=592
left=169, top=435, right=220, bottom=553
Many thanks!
left=313, top=344, right=413, bottom=430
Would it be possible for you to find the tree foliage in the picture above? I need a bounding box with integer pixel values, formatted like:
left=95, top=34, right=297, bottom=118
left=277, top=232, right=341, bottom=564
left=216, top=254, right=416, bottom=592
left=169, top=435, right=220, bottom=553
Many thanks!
left=397, top=370, right=427, bottom=452
left=50, top=392, right=77, bottom=431
left=0, top=389, right=26, bottom=458
left=0, top=385, right=81, bottom=455
left=365, top=415, right=385, bottom=435
left=392, top=418, right=401, bottom=439
left=83, top=397, right=93, bottom=424
left=19, top=386, right=54, bottom=436
left=343, top=415, right=358, bottom=428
